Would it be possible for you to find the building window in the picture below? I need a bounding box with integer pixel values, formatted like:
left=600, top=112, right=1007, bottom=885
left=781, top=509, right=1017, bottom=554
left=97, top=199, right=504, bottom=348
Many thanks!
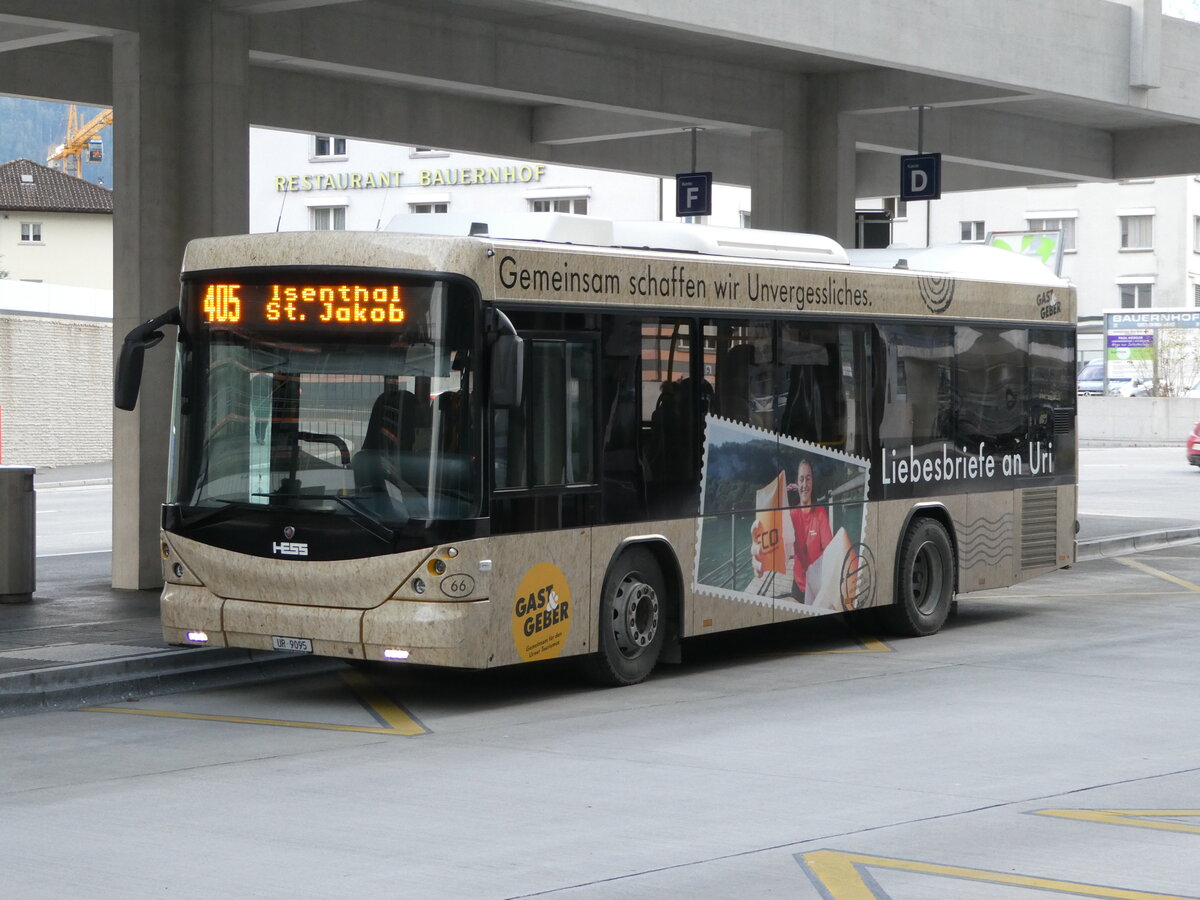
left=1027, top=217, right=1077, bottom=252
left=883, top=197, right=907, bottom=220
left=410, top=202, right=448, bottom=214
left=531, top=197, right=588, bottom=214
left=1194, top=216, right=1200, bottom=253
left=311, top=207, right=346, bottom=231
left=1119, top=283, right=1153, bottom=308
left=312, top=135, right=347, bottom=159
left=1119, top=215, right=1153, bottom=250
left=739, top=210, right=752, bottom=228
left=1194, top=283, right=1200, bottom=307
left=19, top=222, right=41, bottom=243
left=960, top=221, right=985, bottom=242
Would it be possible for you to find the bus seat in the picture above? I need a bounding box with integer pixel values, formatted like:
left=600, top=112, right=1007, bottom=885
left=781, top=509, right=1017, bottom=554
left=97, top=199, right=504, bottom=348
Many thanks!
left=361, top=387, right=422, bottom=454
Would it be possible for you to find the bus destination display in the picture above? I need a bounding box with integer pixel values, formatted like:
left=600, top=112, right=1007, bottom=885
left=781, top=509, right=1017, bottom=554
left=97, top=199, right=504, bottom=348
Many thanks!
left=198, top=282, right=408, bottom=329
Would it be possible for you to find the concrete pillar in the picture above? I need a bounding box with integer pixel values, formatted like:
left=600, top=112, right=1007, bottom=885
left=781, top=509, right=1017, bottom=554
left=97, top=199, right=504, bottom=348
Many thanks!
left=112, top=2, right=248, bottom=589
left=750, top=78, right=806, bottom=233
left=750, top=75, right=857, bottom=246
left=804, top=76, right=857, bottom=247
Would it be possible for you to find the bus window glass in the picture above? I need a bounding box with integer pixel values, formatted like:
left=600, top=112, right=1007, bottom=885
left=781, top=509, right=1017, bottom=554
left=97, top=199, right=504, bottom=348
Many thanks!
left=566, top=341, right=595, bottom=484
left=1029, top=328, right=1077, bottom=475
left=642, top=318, right=701, bottom=516
left=877, top=324, right=954, bottom=447
left=708, top=321, right=772, bottom=428
left=955, top=327, right=1028, bottom=453
left=496, top=337, right=597, bottom=490
left=599, top=315, right=644, bottom=522
left=778, top=323, right=847, bottom=448
left=175, top=277, right=479, bottom=527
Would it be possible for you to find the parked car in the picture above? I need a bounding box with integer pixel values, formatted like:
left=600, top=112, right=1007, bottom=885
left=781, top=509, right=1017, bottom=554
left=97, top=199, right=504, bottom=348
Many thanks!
left=1189, top=421, right=1200, bottom=469
left=1077, top=360, right=1131, bottom=395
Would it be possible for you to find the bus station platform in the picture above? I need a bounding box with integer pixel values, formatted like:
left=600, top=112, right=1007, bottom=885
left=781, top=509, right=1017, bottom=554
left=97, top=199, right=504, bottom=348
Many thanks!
left=2, top=460, right=1199, bottom=718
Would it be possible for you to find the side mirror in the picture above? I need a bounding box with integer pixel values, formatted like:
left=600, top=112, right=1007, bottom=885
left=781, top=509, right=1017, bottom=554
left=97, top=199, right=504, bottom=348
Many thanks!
left=490, top=332, right=525, bottom=409
left=115, top=307, right=181, bottom=411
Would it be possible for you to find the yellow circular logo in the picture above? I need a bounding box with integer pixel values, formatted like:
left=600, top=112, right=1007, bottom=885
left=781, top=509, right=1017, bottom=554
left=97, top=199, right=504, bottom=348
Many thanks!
left=512, top=562, right=572, bottom=661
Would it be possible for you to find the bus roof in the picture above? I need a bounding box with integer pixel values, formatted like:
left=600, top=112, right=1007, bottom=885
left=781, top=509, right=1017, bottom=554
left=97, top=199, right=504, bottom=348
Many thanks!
left=385, top=212, right=851, bottom=265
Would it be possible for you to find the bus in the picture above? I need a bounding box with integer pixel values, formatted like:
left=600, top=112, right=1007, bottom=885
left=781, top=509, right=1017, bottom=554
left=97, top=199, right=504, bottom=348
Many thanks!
left=115, top=215, right=1077, bottom=686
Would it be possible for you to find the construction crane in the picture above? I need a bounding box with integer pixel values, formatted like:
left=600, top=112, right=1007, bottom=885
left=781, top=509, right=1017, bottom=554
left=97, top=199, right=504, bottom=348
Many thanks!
left=46, top=105, right=113, bottom=180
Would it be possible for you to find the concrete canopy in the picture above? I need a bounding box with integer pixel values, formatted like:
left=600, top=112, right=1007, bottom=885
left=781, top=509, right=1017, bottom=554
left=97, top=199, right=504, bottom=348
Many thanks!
left=2, top=0, right=1199, bottom=586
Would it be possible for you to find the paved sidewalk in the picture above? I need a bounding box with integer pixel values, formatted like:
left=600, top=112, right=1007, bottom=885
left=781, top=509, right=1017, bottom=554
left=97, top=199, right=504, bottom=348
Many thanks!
left=2, top=473, right=1198, bottom=717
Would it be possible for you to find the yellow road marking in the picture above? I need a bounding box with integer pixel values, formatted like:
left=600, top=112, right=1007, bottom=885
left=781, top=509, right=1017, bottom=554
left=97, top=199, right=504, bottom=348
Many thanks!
left=1115, top=558, right=1200, bottom=593
left=799, top=849, right=1198, bottom=899
left=86, top=670, right=427, bottom=736
left=1036, top=809, right=1200, bottom=835
left=816, top=634, right=891, bottom=654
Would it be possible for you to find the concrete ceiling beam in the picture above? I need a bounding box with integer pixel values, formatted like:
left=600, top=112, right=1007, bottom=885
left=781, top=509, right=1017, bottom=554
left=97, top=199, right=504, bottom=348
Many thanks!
left=855, top=106, right=1113, bottom=182
left=247, top=65, right=535, bottom=160
left=1113, top=123, right=1200, bottom=177
left=247, top=2, right=790, bottom=131
left=532, top=107, right=747, bottom=146
left=0, top=1, right=135, bottom=35
left=0, top=41, right=112, bottom=105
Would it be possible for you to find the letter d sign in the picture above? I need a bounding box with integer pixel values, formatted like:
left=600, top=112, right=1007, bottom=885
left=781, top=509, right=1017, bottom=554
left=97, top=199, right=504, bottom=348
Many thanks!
left=900, top=153, right=941, bottom=202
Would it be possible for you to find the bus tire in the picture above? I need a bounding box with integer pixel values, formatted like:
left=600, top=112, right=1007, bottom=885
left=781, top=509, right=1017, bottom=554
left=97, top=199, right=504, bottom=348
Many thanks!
left=583, top=547, right=666, bottom=686
left=880, top=517, right=955, bottom=637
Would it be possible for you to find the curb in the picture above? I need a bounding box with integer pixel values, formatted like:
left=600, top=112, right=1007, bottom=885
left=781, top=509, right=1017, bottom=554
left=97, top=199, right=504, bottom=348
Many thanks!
left=35, top=478, right=113, bottom=490
left=1075, top=527, right=1200, bottom=563
left=0, top=646, right=344, bottom=718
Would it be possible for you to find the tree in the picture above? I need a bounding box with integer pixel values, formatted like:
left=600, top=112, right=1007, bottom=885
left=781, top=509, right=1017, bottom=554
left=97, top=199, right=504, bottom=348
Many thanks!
left=1128, top=328, right=1200, bottom=396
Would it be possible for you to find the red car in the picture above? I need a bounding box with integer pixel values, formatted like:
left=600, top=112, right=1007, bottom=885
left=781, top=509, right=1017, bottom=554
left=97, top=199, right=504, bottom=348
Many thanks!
left=1190, top=421, right=1200, bottom=468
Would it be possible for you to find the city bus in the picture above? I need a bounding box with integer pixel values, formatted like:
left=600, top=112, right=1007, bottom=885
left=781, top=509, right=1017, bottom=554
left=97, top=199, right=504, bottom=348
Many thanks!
left=115, top=215, right=1077, bottom=685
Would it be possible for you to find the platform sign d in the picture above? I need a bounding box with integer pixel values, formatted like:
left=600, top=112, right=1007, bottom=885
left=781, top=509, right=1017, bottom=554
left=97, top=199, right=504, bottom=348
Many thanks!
left=900, top=153, right=941, bottom=201
left=676, top=172, right=713, bottom=217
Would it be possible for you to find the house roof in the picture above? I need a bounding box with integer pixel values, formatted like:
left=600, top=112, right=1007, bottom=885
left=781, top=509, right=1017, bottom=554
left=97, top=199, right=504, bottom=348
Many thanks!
left=0, top=158, right=112, bottom=214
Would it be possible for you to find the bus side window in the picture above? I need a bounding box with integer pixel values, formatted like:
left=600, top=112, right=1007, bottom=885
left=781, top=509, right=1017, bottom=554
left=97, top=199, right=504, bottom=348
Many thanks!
left=709, top=321, right=772, bottom=428
left=641, top=318, right=702, bottom=517
left=877, top=324, right=954, bottom=447
left=493, top=337, right=596, bottom=490
left=778, top=324, right=846, bottom=448
left=954, top=327, right=1028, bottom=453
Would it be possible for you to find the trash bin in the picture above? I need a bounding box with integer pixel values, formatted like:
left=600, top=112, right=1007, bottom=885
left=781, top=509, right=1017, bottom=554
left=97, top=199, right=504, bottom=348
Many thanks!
left=0, top=466, right=35, bottom=603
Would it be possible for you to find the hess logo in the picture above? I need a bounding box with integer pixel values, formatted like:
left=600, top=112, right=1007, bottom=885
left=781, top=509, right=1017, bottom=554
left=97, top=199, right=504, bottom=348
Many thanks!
left=273, top=526, right=308, bottom=557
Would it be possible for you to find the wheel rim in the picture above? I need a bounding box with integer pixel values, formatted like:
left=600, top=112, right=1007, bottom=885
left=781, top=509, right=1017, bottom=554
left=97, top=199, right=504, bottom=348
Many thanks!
left=908, top=540, right=945, bottom=616
left=610, top=572, right=660, bottom=659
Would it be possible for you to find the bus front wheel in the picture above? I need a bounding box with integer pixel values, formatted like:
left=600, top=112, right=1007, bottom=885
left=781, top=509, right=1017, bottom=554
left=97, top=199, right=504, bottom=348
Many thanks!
left=583, top=547, right=666, bottom=686
left=880, top=518, right=955, bottom=637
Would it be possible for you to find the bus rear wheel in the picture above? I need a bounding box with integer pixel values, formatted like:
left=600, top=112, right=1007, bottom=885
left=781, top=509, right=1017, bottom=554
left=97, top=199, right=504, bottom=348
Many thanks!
left=583, top=547, right=666, bottom=686
left=880, top=518, right=954, bottom=637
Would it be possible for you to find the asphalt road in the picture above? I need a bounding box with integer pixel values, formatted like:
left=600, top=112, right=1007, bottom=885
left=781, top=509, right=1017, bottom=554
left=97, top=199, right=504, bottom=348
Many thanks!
left=3, top=549, right=1200, bottom=898
left=4, top=447, right=1200, bottom=898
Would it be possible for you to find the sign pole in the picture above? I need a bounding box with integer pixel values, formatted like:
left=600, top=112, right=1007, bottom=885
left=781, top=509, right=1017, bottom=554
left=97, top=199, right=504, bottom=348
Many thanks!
left=915, top=105, right=931, bottom=248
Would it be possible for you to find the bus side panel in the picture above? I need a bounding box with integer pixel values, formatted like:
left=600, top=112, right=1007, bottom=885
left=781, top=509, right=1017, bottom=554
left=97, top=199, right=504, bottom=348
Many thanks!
left=961, top=491, right=1019, bottom=592
left=487, top=529, right=593, bottom=668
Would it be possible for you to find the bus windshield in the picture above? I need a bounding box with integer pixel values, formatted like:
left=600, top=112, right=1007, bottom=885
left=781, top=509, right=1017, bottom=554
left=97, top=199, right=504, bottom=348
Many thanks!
left=170, top=274, right=479, bottom=532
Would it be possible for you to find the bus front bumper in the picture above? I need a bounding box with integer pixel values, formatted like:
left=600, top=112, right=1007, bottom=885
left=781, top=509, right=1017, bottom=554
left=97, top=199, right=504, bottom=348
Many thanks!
left=161, top=584, right=493, bottom=669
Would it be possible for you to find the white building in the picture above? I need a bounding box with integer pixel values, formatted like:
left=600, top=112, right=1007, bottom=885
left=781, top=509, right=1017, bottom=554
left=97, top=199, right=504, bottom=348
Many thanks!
left=0, top=157, right=112, bottom=290
left=248, top=129, right=750, bottom=234
left=865, top=176, right=1200, bottom=363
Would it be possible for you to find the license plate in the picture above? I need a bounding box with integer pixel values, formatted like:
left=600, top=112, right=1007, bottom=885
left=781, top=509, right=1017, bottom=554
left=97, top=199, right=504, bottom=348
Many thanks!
left=271, top=635, right=313, bottom=653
